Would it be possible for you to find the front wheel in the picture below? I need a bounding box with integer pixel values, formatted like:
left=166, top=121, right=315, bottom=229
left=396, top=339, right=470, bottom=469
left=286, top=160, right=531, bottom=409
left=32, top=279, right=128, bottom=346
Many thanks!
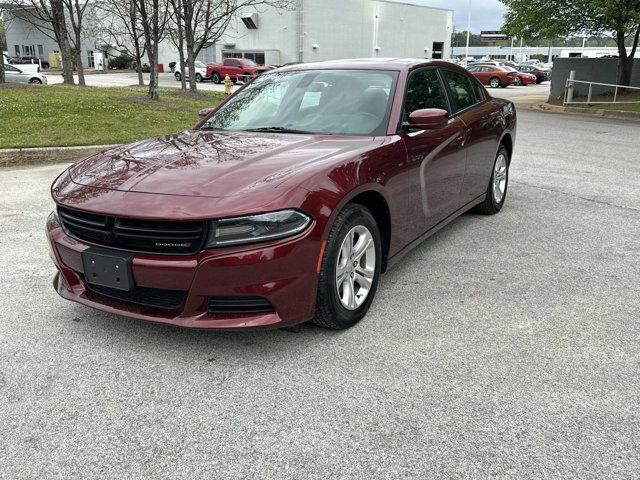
left=489, top=77, right=501, bottom=88
left=29, top=78, right=42, bottom=84
left=313, top=204, right=382, bottom=330
left=472, top=145, right=509, bottom=215
left=211, top=72, right=221, bottom=84
left=515, top=77, right=523, bottom=86
left=174, top=72, right=181, bottom=81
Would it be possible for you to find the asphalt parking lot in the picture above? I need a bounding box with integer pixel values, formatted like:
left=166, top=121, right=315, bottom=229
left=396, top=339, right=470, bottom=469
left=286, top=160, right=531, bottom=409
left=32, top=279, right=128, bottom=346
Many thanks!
left=1, top=107, right=639, bottom=478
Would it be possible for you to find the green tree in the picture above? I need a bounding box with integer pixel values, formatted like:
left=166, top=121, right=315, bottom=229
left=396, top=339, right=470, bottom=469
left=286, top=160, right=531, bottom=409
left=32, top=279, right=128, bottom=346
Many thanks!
left=501, top=0, right=640, bottom=85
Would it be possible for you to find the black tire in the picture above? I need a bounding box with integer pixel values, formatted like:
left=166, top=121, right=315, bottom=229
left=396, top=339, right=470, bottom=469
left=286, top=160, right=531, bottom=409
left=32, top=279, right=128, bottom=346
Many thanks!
left=195, top=73, right=202, bottom=83
left=174, top=72, right=181, bottom=81
left=211, top=72, right=221, bottom=84
left=312, top=204, right=382, bottom=330
left=473, top=145, right=509, bottom=215
left=536, top=79, right=543, bottom=84
left=500, top=84, right=508, bottom=88
left=489, top=77, right=501, bottom=88
left=29, top=78, right=42, bottom=84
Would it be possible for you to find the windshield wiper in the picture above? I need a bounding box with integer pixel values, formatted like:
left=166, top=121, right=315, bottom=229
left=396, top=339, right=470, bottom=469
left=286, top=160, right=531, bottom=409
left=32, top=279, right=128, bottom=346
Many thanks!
left=244, top=126, right=316, bottom=134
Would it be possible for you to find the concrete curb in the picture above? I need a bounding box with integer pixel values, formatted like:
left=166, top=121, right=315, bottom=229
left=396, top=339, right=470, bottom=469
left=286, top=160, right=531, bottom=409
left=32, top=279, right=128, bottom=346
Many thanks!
left=533, top=103, right=640, bottom=122
left=0, top=144, right=120, bottom=168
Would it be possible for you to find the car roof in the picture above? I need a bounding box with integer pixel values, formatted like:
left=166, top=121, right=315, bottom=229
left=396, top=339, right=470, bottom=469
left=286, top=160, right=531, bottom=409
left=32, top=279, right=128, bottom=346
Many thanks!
left=275, top=58, right=464, bottom=73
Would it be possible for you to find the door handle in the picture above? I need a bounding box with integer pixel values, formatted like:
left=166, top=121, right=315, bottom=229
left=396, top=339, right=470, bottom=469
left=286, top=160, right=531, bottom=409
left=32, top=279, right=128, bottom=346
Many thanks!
left=453, top=133, right=466, bottom=148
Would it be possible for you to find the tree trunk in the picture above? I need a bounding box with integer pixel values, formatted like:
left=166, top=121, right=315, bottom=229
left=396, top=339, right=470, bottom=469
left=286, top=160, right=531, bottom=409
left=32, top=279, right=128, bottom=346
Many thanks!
left=186, top=39, right=197, bottom=92
left=615, top=26, right=639, bottom=86
left=175, top=8, right=187, bottom=90
left=50, top=0, right=75, bottom=85
left=74, top=48, right=86, bottom=86
left=0, top=61, right=4, bottom=84
left=147, top=43, right=159, bottom=100
left=182, top=2, right=197, bottom=92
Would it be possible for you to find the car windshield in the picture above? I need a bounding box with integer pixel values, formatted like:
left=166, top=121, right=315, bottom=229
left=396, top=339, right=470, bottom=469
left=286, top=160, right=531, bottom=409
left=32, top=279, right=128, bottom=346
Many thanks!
left=242, top=59, right=257, bottom=66
left=195, top=61, right=206, bottom=68
left=201, top=69, right=399, bottom=136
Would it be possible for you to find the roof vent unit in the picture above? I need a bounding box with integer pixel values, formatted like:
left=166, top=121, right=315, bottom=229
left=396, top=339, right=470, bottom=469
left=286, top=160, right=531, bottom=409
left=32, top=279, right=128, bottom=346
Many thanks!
left=241, top=12, right=259, bottom=29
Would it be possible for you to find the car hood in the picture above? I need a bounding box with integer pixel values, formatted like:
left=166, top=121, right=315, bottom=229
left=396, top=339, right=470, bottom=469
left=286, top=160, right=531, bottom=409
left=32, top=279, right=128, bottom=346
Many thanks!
left=69, top=130, right=381, bottom=198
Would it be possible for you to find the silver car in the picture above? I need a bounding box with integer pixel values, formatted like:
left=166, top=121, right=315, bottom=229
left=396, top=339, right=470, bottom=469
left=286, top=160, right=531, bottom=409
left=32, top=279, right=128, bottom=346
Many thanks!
left=3, top=64, right=48, bottom=84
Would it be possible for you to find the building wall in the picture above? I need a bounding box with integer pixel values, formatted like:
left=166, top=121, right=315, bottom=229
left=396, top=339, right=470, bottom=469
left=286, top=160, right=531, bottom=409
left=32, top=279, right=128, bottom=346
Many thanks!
left=549, top=58, right=640, bottom=101
left=4, top=10, right=103, bottom=68
left=215, top=0, right=452, bottom=65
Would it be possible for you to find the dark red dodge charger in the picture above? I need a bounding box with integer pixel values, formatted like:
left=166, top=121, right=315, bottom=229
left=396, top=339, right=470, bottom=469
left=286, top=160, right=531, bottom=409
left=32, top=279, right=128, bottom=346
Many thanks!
left=47, top=59, right=516, bottom=330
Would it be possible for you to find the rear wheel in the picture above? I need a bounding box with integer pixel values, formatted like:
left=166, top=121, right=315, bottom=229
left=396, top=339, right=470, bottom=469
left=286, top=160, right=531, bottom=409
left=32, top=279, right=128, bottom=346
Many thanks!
left=489, top=77, right=501, bottom=88
left=174, top=72, right=181, bottom=81
left=473, top=145, right=509, bottom=215
left=313, top=204, right=381, bottom=330
left=195, top=73, right=202, bottom=83
left=211, top=72, right=221, bottom=84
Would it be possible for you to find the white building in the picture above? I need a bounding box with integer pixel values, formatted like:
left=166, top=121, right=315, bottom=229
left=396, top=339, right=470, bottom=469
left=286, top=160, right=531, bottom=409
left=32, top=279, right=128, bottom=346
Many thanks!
left=203, top=0, right=453, bottom=66
left=2, top=0, right=453, bottom=69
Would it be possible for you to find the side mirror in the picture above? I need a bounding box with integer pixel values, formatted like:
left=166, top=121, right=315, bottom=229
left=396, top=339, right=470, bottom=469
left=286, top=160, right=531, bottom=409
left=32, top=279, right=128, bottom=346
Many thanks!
left=407, top=108, right=449, bottom=130
left=198, top=107, right=215, bottom=119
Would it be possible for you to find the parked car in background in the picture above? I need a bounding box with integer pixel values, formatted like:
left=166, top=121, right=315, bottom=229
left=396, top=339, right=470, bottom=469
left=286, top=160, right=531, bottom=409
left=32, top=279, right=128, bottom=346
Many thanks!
left=479, top=64, right=536, bottom=86
left=174, top=61, right=209, bottom=82
left=3, top=64, right=48, bottom=84
left=467, top=65, right=518, bottom=88
left=206, top=58, right=271, bottom=83
left=514, top=65, right=551, bottom=84
left=47, top=58, right=516, bottom=331
left=9, top=56, right=49, bottom=69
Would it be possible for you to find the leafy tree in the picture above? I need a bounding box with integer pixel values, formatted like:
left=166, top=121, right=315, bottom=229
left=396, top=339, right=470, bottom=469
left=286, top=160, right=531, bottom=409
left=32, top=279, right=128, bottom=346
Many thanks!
left=501, top=0, right=640, bottom=85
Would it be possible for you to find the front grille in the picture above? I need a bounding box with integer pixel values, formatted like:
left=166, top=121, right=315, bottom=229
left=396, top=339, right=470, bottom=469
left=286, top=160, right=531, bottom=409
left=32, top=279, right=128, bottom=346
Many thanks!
left=208, top=296, right=275, bottom=314
left=58, top=207, right=207, bottom=255
left=82, top=276, right=186, bottom=310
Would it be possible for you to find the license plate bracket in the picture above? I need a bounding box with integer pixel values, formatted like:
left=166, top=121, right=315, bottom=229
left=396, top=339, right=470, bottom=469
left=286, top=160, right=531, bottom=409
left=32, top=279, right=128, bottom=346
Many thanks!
left=81, top=248, right=134, bottom=291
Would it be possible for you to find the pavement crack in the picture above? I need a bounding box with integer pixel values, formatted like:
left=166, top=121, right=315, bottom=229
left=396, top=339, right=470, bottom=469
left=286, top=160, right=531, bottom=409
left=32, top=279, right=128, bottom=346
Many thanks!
left=512, top=180, right=640, bottom=213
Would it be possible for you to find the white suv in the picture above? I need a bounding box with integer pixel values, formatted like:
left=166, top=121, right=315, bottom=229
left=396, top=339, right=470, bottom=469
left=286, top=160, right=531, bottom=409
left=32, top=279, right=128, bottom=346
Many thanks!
left=174, top=61, right=209, bottom=83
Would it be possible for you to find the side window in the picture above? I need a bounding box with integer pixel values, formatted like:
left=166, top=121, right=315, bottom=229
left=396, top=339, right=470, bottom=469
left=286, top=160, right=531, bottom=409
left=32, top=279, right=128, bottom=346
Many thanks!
left=5, top=65, right=19, bottom=72
left=441, top=69, right=480, bottom=113
left=402, top=69, right=449, bottom=122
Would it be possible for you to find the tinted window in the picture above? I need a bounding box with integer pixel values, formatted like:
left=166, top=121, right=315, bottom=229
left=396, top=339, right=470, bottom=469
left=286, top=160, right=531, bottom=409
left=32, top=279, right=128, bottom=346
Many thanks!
left=441, top=69, right=480, bottom=113
left=403, top=69, right=449, bottom=122
left=5, top=65, right=20, bottom=72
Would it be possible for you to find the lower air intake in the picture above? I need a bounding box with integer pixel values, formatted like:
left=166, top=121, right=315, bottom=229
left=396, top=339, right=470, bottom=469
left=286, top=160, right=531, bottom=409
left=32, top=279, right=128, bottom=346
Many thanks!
left=208, top=296, right=275, bottom=314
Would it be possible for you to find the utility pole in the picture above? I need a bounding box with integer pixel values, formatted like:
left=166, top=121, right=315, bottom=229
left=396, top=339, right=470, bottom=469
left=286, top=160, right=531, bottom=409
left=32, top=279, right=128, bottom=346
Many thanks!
left=510, top=37, right=515, bottom=61
left=464, top=0, right=471, bottom=66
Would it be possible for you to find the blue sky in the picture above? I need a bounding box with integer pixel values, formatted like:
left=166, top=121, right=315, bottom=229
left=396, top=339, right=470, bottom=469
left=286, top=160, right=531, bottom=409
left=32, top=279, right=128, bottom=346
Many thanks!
left=394, top=0, right=508, bottom=32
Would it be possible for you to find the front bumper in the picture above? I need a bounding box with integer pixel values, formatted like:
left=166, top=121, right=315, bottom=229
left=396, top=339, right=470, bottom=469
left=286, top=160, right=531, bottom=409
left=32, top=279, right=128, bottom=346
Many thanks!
left=46, top=212, right=321, bottom=329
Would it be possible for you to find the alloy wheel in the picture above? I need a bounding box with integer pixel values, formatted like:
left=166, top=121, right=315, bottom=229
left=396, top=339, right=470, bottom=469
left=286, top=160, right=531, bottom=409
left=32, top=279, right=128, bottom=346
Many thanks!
left=492, top=153, right=508, bottom=204
left=335, top=225, right=376, bottom=310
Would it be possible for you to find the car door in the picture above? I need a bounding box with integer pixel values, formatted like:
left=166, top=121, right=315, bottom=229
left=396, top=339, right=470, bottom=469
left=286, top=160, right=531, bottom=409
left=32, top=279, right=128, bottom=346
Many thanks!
left=399, top=67, right=469, bottom=238
left=441, top=68, right=502, bottom=203
left=4, top=64, right=22, bottom=83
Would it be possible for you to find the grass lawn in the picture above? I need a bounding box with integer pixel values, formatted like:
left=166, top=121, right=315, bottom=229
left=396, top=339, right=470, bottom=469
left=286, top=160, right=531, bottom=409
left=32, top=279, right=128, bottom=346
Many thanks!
left=588, top=102, right=640, bottom=112
left=0, top=84, right=226, bottom=149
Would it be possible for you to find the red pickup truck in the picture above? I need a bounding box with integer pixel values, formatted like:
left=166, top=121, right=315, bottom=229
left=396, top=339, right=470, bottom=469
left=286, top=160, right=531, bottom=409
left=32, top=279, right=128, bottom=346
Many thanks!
left=206, top=58, right=271, bottom=83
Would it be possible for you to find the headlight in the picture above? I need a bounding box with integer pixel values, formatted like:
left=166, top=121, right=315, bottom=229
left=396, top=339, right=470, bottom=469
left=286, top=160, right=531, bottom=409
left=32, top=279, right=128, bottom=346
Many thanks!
left=205, top=209, right=311, bottom=247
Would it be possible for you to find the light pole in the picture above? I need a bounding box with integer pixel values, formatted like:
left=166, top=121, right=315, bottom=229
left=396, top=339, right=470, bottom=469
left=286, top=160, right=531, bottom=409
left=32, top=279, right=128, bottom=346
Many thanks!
left=464, top=0, right=471, bottom=66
